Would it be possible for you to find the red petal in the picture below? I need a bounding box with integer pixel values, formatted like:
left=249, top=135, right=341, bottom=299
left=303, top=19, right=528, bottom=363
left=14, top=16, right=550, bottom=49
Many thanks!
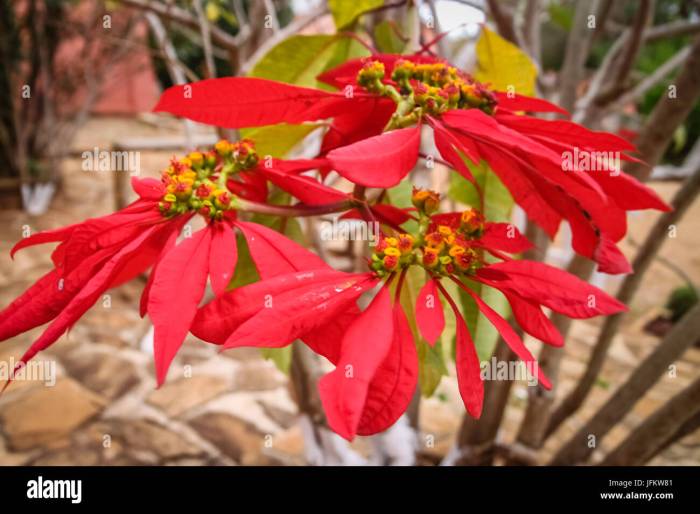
left=319, top=286, right=394, bottom=440
left=222, top=273, right=377, bottom=352
left=357, top=303, right=418, bottom=436
left=302, top=305, right=362, bottom=365
left=140, top=228, right=181, bottom=317
left=439, top=283, right=483, bottom=418
left=208, top=223, right=238, bottom=296
left=11, top=225, right=75, bottom=258
left=479, top=222, right=532, bottom=254
left=12, top=227, right=158, bottom=369
left=415, top=279, right=445, bottom=346
left=268, top=158, right=328, bottom=174
left=131, top=177, right=165, bottom=201
left=494, top=92, right=569, bottom=115
left=153, top=77, right=355, bottom=128
left=476, top=142, right=562, bottom=238
left=594, top=235, right=633, bottom=275
left=319, top=98, right=395, bottom=159
left=341, top=204, right=416, bottom=228
left=456, top=280, right=551, bottom=389
left=258, top=166, right=348, bottom=205
left=235, top=221, right=327, bottom=279
left=327, top=126, right=421, bottom=188
left=191, top=269, right=364, bottom=346
left=227, top=171, right=268, bottom=203
left=590, top=171, right=671, bottom=212
left=502, top=289, right=563, bottom=347
left=148, top=226, right=212, bottom=385
left=495, top=113, right=636, bottom=152
left=477, top=260, right=627, bottom=318
left=430, top=116, right=479, bottom=174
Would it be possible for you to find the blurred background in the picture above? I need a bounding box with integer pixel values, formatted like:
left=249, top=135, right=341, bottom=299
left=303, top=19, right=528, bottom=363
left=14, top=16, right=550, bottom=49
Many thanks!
left=0, top=0, right=699, bottom=466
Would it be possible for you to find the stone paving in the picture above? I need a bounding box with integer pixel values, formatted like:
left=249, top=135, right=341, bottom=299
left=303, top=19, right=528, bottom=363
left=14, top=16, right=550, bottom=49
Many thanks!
left=0, top=117, right=698, bottom=466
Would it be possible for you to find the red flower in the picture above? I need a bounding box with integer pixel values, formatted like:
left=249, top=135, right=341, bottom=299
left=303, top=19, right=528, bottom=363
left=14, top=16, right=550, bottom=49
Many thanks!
left=0, top=141, right=338, bottom=387
left=154, top=54, right=670, bottom=275
left=192, top=201, right=626, bottom=440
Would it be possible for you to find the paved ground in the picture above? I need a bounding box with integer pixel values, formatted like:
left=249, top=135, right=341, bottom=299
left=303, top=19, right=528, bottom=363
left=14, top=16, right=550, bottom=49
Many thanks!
left=0, top=116, right=698, bottom=466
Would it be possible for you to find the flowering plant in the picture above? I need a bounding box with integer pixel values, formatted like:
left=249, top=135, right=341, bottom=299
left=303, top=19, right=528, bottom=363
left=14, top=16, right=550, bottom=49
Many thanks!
left=0, top=35, right=669, bottom=441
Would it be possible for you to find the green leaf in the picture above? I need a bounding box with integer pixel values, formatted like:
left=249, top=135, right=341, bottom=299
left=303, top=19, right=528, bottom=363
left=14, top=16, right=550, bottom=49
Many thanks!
left=449, top=159, right=514, bottom=361
left=227, top=234, right=259, bottom=290
left=547, top=4, right=573, bottom=31
left=322, top=34, right=372, bottom=78
left=475, top=26, right=537, bottom=96
left=387, top=178, right=419, bottom=233
left=249, top=34, right=370, bottom=89
left=261, top=346, right=292, bottom=373
left=328, top=0, right=384, bottom=29
left=398, top=266, right=448, bottom=397
left=374, top=20, right=405, bottom=54
left=245, top=34, right=369, bottom=157
left=250, top=34, right=339, bottom=87
left=240, top=123, right=321, bottom=158
left=449, top=160, right=512, bottom=221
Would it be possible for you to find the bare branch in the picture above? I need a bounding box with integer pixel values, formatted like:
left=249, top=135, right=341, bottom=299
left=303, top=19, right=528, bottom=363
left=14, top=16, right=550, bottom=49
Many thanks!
left=192, top=0, right=216, bottom=78
left=645, top=19, right=700, bottom=42
left=121, top=0, right=247, bottom=50
left=550, top=302, right=700, bottom=465
left=520, top=0, right=541, bottom=64
left=558, top=0, right=599, bottom=113
left=240, top=4, right=327, bottom=74
left=146, top=11, right=195, bottom=147
left=486, top=0, right=518, bottom=45
left=613, top=45, right=691, bottom=108
left=600, top=375, right=700, bottom=466
left=545, top=165, right=700, bottom=439
left=594, top=0, right=654, bottom=106
left=625, top=36, right=700, bottom=181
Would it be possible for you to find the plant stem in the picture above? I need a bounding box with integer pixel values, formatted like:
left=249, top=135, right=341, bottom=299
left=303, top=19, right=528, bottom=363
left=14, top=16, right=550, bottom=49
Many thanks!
left=235, top=197, right=353, bottom=217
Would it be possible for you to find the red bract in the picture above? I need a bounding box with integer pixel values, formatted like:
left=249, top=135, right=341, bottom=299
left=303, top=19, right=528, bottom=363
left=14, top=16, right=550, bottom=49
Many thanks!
left=154, top=54, right=670, bottom=274
left=192, top=198, right=626, bottom=440
left=0, top=140, right=338, bottom=387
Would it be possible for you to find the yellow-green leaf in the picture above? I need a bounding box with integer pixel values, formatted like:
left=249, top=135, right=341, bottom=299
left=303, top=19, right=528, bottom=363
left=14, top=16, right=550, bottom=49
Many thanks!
left=240, top=123, right=321, bottom=158
left=328, top=0, right=384, bottom=29
left=475, top=26, right=537, bottom=96
left=250, top=34, right=343, bottom=88
left=374, top=20, right=405, bottom=54
left=449, top=160, right=514, bottom=361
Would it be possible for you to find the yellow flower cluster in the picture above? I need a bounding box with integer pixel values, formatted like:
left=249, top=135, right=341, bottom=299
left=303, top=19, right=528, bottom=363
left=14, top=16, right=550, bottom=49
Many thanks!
left=420, top=224, right=479, bottom=276
left=371, top=233, right=416, bottom=275
left=356, top=59, right=497, bottom=117
left=159, top=139, right=259, bottom=220
left=369, top=193, right=485, bottom=277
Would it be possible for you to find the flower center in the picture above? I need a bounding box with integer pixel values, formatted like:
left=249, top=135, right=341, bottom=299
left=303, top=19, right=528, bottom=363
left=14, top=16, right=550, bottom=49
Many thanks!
left=159, top=139, right=258, bottom=220
left=357, top=59, right=497, bottom=128
left=370, top=189, right=486, bottom=277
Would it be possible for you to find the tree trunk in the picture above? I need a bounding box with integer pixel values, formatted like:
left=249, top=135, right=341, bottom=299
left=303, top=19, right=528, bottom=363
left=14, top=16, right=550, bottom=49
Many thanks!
left=545, top=167, right=700, bottom=438
left=599, top=375, right=700, bottom=466
left=549, top=303, right=700, bottom=465
left=289, top=342, right=368, bottom=466
left=505, top=255, right=595, bottom=463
